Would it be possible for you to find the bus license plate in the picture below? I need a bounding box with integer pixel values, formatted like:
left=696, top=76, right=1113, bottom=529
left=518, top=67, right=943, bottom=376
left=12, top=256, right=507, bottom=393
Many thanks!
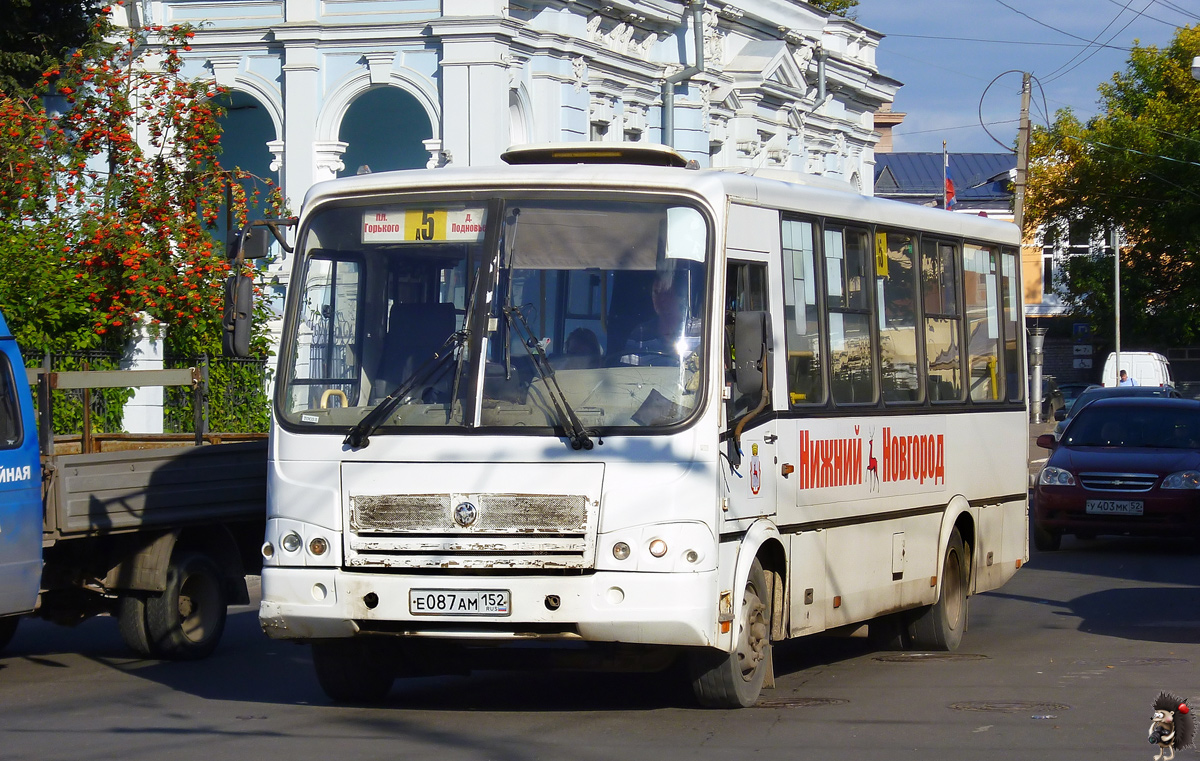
left=1085, top=499, right=1143, bottom=516
left=409, top=589, right=511, bottom=616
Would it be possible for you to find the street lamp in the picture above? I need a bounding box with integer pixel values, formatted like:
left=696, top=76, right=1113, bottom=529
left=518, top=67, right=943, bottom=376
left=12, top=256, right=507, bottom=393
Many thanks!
left=1030, top=327, right=1048, bottom=423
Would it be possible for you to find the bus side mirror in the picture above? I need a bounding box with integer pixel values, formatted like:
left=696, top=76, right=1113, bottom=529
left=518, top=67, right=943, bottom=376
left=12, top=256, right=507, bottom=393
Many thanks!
left=226, top=226, right=272, bottom=261
left=734, top=310, right=770, bottom=396
left=222, top=274, right=253, bottom=357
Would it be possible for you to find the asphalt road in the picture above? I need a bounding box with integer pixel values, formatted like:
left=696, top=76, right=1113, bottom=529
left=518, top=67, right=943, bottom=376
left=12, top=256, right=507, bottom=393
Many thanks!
left=2, top=523, right=1197, bottom=761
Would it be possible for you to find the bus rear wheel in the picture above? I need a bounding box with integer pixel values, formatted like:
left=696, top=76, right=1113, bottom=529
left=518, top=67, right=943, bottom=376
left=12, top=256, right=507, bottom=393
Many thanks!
left=688, top=558, right=771, bottom=708
left=908, top=529, right=968, bottom=651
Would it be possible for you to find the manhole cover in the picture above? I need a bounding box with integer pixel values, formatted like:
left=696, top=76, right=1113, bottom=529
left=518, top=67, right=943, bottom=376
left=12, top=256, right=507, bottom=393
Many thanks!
left=949, top=701, right=1071, bottom=713
left=874, top=652, right=989, bottom=663
left=756, top=696, right=849, bottom=708
left=1072, top=658, right=1187, bottom=666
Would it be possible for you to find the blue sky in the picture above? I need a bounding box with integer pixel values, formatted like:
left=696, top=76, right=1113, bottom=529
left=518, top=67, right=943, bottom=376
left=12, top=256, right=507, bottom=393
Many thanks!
left=853, top=0, right=1194, bottom=153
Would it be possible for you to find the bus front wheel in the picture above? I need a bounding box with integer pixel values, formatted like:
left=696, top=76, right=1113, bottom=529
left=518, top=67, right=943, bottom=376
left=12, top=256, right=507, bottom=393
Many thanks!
left=312, top=638, right=397, bottom=704
left=908, top=529, right=968, bottom=651
left=689, top=558, right=771, bottom=708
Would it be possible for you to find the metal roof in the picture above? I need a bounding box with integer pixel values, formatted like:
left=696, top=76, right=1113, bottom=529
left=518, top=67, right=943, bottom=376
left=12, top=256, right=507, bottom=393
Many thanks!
left=874, top=153, right=1016, bottom=207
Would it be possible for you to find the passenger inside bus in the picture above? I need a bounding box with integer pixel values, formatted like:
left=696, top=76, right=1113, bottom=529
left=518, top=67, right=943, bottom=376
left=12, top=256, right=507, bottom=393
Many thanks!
left=553, top=327, right=603, bottom=370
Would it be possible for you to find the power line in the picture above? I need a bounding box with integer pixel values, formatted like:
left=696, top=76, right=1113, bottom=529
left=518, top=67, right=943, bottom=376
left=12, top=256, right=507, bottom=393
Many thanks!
left=1102, top=0, right=1197, bottom=26
left=991, top=0, right=1131, bottom=47
left=1040, top=0, right=1153, bottom=86
left=881, top=33, right=1132, bottom=51
left=893, top=119, right=1021, bottom=137
left=1147, top=0, right=1200, bottom=22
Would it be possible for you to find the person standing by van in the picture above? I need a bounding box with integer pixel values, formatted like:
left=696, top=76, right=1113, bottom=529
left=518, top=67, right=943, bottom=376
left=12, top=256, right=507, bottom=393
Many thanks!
left=1118, top=369, right=1138, bottom=387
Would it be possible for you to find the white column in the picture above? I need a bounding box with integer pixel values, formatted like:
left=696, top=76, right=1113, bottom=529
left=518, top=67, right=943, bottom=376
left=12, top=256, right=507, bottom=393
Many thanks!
left=439, top=33, right=512, bottom=166
left=120, top=315, right=165, bottom=434
left=282, top=44, right=320, bottom=205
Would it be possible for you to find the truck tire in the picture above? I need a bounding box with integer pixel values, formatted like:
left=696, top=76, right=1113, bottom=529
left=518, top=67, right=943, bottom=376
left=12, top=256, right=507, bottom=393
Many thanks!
left=688, top=558, right=771, bottom=708
left=312, top=638, right=397, bottom=704
left=117, top=595, right=154, bottom=657
left=0, top=615, right=18, bottom=654
left=145, top=551, right=228, bottom=660
left=907, top=529, right=969, bottom=651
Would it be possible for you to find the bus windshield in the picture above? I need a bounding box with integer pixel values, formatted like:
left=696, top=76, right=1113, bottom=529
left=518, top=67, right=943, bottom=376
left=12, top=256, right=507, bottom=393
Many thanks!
left=279, top=195, right=710, bottom=435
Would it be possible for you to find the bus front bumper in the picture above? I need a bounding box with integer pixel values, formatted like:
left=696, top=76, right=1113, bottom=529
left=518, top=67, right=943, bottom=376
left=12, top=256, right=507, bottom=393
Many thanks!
left=259, top=566, right=719, bottom=648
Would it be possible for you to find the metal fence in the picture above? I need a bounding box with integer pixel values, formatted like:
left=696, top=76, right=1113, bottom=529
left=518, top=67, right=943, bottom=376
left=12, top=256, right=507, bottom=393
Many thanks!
left=29, top=352, right=272, bottom=435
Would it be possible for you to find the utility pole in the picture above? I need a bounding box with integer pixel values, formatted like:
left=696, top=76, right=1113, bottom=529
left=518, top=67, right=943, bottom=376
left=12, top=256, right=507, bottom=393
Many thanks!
left=1015, top=72, right=1038, bottom=416
left=1014, top=72, right=1031, bottom=232
left=1113, top=227, right=1121, bottom=381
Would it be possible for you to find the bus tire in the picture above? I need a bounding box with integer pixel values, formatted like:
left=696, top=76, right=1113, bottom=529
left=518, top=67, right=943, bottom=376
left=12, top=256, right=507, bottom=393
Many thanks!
left=0, top=615, right=18, bottom=654
left=688, top=558, right=770, bottom=708
left=312, top=638, right=396, bottom=704
left=908, top=529, right=968, bottom=651
left=145, top=551, right=228, bottom=660
left=117, top=594, right=154, bottom=657
left=1034, top=522, right=1062, bottom=551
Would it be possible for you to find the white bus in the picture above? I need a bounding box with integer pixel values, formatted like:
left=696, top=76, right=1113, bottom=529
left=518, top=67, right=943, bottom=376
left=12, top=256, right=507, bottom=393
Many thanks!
left=251, top=144, right=1029, bottom=708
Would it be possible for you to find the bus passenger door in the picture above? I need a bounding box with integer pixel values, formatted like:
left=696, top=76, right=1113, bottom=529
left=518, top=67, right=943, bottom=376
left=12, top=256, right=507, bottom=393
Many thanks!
left=723, top=257, right=777, bottom=521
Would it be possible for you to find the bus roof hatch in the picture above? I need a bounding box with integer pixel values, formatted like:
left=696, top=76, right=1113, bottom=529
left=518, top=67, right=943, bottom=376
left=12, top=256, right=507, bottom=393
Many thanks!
left=500, top=142, right=690, bottom=168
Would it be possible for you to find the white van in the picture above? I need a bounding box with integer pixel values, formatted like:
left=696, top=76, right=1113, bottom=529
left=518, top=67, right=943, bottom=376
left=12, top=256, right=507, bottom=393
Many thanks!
left=1101, top=351, right=1173, bottom=387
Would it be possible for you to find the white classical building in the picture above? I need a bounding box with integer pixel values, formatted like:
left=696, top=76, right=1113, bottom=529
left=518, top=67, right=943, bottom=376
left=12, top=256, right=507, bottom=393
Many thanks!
left=127, top=0, right=898, bottom=209
left=115, top=0, right=900, bottom=429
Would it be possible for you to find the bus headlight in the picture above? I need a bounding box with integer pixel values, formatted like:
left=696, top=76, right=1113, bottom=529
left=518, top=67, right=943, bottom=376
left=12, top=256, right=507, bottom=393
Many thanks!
left=281, top=532, right=302, bottom=553
left=612, top=542, right=631, bottom=560
left=648, top=539, right=668, bottom=558
left=309, top=536, right=329, bottom=555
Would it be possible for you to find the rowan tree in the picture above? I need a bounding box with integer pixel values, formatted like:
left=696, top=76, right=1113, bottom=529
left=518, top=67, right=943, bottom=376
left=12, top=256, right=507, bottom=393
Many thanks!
left=1027, top=25, right=1200, bottom=347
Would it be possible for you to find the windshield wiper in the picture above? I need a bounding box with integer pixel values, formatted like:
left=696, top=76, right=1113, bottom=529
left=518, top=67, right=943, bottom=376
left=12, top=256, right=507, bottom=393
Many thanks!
left=502, top=305, right=595, bottom=450
left=343, top=331, right=465, bottom=449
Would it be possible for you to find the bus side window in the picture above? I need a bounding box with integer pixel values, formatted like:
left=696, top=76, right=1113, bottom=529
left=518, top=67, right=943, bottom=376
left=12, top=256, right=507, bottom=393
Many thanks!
left=781, top=218, right=824, bottom=405
left=826, top=227, right=876, bottom=404
left=876, top=230, right=921, bottom=403
left=1000, top=249, right=1023, bottom=403
left=922, top=239, right=963, bottom=402
left=963, top=244, right=1002, bottom=401
left=725, top=261, right=769, bottom=424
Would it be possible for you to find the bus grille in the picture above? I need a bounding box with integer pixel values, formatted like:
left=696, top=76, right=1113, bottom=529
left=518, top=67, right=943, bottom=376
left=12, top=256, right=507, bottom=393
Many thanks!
left=346, top=493, right=595, bottom=570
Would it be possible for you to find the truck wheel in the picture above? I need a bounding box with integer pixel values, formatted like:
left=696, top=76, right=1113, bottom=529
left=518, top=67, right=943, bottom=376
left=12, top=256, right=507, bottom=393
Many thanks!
left=908, top=529, right=968, bottom=651
left=0, top=615, right=18, bottom=654
left=117, top=595, right=153, bottom=657
left=312, top=639, right=397, bottom=704
left=146, top=551, right=228, bottom=660
left=688, top=558, right=771, bottom=708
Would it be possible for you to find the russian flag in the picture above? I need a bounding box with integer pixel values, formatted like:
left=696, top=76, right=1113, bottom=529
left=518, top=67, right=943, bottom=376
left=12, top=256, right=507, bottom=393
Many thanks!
left=944, top=150, right=956, bottom=210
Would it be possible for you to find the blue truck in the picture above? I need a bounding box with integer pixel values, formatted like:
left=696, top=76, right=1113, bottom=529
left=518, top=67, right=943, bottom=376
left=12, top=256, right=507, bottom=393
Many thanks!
left=0, top=311, right=266, bottom=659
